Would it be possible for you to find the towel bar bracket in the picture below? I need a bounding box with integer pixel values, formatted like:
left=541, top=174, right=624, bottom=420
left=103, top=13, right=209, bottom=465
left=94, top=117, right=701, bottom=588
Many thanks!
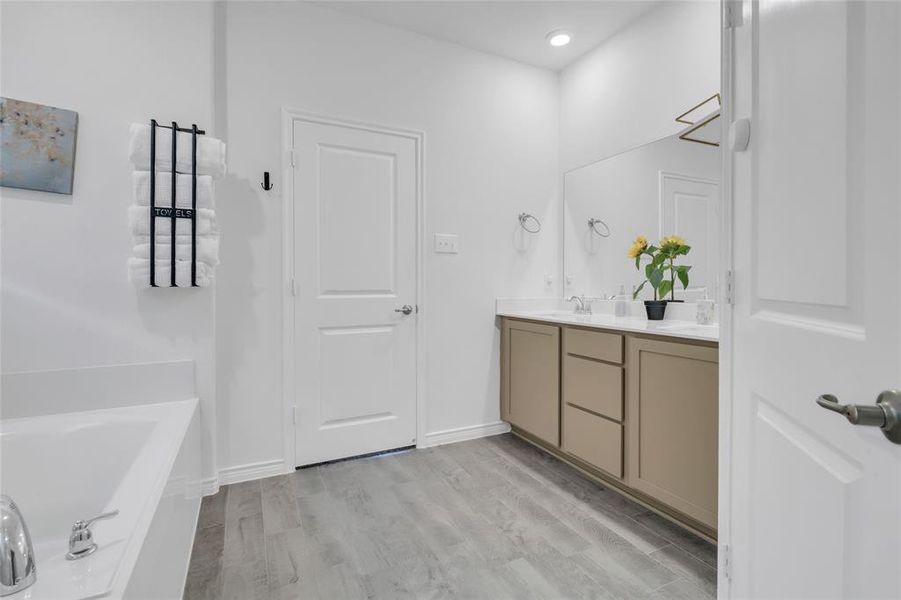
left=152, top=122, right=205, bottom=135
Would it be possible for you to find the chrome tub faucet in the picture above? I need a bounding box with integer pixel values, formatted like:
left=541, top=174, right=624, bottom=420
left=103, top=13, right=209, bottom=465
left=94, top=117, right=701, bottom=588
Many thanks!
left=66, top=510, right=119, bottom=560
left=1, top=495, right=36, bottom=596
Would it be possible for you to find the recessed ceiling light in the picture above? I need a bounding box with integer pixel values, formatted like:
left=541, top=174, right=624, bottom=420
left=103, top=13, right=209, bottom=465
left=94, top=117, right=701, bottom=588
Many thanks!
left=546, top=30, right=572, bottom=47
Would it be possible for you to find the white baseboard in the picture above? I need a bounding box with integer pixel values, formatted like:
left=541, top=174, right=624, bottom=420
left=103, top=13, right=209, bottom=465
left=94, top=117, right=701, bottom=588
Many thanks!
left=200, top=476, right=220, bottom=497
left=213, top=423, right=511, bottom=488
left=218, top=459, right=288, bottom=486
left=421, top=420, right=511, bottom=448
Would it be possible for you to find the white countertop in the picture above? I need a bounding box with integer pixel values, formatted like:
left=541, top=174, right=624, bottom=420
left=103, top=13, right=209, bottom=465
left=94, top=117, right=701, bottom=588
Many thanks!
left=497, top=307, right=719, bottom=343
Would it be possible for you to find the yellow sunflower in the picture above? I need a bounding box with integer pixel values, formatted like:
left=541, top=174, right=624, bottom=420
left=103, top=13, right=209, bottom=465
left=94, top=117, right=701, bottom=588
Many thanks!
left=659, top=235, right=686, bottom=248
left=627, top=235, right=648, bottom=259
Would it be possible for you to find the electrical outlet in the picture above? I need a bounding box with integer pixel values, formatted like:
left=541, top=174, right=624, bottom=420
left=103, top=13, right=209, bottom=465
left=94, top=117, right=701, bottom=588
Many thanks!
left=434, top=233, right=459, bottom=254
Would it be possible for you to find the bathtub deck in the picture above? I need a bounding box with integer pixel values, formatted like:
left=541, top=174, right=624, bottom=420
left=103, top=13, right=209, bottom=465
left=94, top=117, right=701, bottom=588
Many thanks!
left=183, top=434, right=716, bottom=599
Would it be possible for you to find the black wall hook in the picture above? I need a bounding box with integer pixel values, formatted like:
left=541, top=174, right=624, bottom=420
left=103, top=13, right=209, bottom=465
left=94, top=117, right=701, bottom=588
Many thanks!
left=261, top=171, right=274, bottom=191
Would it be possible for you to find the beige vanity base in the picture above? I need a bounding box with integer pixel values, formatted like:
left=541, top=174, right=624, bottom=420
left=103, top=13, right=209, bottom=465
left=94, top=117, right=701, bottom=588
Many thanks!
left=501, top=317, right=719, bottom=541
left=510, top=425, right=716, bottom=543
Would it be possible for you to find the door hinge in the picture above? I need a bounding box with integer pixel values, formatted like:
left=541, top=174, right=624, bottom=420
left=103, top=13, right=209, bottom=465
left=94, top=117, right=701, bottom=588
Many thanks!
left=290, top=277, right=298, bottom=297
left=724, top=270, right=735, bottom=305
left=724, top=0, right=743, bottom=29
left=722, top=544, right=732, bottom=580
left=288, top=149, right=296, bottom=169
left=292, top=405, right=297, bottom=424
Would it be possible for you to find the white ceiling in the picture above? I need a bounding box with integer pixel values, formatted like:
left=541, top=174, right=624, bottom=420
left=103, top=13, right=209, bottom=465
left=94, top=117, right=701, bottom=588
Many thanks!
left=318, top=1, right=663, bottom=71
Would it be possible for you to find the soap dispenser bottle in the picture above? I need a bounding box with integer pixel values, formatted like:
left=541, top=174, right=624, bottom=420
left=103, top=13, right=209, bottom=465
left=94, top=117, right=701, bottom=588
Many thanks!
left=614, top=285, right=628, bottom=317
left=696, top=292, right=715, bottom=325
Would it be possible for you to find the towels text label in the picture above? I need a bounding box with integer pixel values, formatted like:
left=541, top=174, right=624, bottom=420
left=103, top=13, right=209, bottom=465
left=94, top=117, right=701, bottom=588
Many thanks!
left=153, top=207, right=195, bottom=219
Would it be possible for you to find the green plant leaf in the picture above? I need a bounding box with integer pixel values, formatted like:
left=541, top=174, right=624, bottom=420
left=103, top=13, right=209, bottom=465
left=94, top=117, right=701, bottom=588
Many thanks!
left=648, top=268, right=664, bottom=288
left=632, top=280, right=646, bottom=299
left=645, top=263, right=655, bottom=279
left=676, top=266, right=689, bottom=289
left=658, top=280, right=673, bottom=299
left=634, top=256, right=641, bottom=270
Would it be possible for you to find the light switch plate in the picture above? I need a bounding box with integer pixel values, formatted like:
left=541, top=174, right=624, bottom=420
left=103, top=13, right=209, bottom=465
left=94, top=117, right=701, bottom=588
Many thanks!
left=434, top=233, right=459, bottom=254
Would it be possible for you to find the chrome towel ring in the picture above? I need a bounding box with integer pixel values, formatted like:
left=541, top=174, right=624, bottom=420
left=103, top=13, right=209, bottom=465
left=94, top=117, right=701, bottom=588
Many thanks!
left=518, top=213, right=541, bottom=234
left=588, top=218, right=610, bottom=237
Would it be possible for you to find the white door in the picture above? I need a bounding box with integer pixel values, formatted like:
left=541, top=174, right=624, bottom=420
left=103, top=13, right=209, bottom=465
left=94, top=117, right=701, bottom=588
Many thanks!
left=291, top=116, right=419, bottom=466
left=659, top=172, right=719, bottom=297
left=727, top=1, right=901, bottom=598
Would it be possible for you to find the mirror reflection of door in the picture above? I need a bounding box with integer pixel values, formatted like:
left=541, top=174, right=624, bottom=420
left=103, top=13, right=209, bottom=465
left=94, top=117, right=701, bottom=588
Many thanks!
left=659, top=171, right=719, bottom=299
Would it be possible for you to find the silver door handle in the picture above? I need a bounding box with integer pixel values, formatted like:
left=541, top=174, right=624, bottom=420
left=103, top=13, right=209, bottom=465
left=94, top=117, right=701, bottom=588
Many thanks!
left=815, top=390, right=901, bottom=444
left=394, top=304, right=414, bottom=316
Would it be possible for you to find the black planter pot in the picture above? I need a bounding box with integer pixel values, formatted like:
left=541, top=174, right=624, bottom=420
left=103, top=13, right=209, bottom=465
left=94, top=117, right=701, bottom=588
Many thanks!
left=644, top=300, right=668, bottom=321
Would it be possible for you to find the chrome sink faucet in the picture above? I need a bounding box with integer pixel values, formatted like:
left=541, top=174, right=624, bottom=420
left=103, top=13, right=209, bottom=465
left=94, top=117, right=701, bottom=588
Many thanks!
left=567, top=295, right=592, bottom=315
left=1, top=495, right=36, bottom=596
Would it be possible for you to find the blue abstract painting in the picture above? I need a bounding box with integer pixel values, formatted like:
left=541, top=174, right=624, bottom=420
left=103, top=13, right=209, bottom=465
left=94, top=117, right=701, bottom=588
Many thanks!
left=0, top=97, right=78, bottom=195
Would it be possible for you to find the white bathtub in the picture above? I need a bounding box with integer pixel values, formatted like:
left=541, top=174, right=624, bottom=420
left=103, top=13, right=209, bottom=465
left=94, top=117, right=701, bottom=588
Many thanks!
left=0, top=399, right=201, bottom=599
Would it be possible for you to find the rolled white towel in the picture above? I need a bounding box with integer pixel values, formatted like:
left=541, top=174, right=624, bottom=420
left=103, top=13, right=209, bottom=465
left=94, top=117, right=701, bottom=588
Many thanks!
left=133, top=171, right=214, bottom=209
left=129, top=205, right=217, bottom=236
left=129, top=123, right=226, bottom=178
left=128, top=258, right=213, bottom=288
left=132, top=233, right=217, bottom=245
left=133, top=237, right=219, bottom=267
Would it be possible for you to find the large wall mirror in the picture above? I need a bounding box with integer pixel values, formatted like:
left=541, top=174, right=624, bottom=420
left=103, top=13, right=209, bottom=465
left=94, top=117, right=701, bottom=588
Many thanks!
left=563, top=131, right=721, bottom=301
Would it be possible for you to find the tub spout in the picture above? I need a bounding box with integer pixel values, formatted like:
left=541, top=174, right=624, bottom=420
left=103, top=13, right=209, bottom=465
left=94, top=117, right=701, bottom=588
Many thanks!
left=0, top=495, right=37, bottom=596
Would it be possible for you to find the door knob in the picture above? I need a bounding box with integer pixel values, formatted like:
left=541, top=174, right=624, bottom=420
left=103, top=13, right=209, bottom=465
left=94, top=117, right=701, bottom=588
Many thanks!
left=394, top=304, right=414, bottom=316
left=815, top=390, right=901, bottom=444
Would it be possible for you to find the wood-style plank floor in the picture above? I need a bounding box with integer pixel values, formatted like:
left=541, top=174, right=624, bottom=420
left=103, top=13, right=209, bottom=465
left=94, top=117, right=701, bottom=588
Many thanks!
left=183, top=434, right=716, bottom=600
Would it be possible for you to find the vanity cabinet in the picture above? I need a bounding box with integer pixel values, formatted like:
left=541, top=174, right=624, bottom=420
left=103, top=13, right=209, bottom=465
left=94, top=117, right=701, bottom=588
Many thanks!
left=500, top=317, right=718, bottom=538
left=627, top=337, right=718, bottom=530
left=500, top=319, right=560, bottom=447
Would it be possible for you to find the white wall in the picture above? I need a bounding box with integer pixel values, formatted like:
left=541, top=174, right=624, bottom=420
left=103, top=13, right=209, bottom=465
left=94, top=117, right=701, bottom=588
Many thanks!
left=560, top=1, right=721, bottom=172
left=0, top=2, right=218, bottom=483
left=215, top=3, right=560, bottom=472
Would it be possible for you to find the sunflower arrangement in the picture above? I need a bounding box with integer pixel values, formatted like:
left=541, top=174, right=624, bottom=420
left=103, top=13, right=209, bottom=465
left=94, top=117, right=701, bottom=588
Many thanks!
left=628, top=235, right=692, bottom=301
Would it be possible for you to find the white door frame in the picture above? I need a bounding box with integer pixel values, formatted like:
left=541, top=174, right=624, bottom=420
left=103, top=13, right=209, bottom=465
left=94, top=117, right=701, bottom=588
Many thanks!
left=718, top=0, right=736, bottom=596
left=280, top=108, right=427, bottom=469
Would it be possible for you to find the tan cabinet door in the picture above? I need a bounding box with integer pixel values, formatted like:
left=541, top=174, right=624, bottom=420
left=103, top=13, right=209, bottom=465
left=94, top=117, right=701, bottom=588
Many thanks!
left=502, top=319, right=560, bottom=447
left=627, top=337, right=718, bottom=529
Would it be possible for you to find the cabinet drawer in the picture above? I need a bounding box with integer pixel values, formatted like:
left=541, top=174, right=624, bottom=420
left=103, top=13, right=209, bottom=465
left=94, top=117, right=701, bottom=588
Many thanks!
left=562, top=404, right=623, bottom=478
left=563, top=355, right=623, bottom=421
left=564, top=327, right=623, bottom=364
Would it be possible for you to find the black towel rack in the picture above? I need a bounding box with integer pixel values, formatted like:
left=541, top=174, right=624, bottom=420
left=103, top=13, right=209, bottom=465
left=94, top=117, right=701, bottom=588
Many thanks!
left=149, top=119, right=206, bottom=287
